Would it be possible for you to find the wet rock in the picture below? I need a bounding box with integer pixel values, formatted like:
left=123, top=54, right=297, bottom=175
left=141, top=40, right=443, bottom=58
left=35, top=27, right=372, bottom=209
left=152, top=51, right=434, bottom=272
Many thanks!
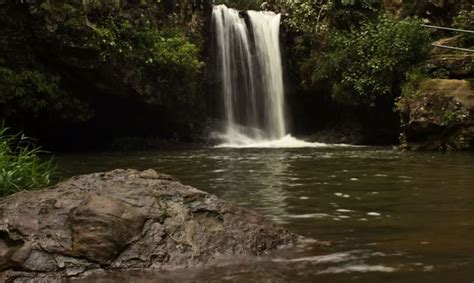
left=424, top=54, right=474, bottom=79
left=0, top=169, right=299, bottom=281
left=398, top=79, right=474, bottom=150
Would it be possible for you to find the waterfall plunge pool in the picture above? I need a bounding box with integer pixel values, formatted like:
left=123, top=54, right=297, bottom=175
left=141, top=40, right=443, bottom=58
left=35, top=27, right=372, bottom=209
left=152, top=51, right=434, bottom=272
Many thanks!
left=58, top=146, right=474, bottom=282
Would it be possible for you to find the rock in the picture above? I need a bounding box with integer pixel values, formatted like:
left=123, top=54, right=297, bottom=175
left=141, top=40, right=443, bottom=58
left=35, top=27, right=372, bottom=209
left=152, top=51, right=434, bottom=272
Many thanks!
left=0, top=169, right=300, bottom=281
left=430, top=36, right=463, bottom=55
left=307, top=123, right=367, bottom=145
left=424, top=54, right=474, bottom=79
left=421, top=36, right=474, bottom=79
left=398, top=79, right=474, bottom=150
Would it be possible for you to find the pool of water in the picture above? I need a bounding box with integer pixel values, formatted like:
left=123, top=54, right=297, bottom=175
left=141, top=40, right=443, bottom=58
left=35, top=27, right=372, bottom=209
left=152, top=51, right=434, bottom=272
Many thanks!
left=56, top=147, right=474, bottom=282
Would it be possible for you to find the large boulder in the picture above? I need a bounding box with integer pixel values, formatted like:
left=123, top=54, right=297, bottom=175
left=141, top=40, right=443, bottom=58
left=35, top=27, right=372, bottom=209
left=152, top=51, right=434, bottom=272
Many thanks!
left=398, top=79, right=474, bottom=150
left=0, top=169, right=299, bottom=282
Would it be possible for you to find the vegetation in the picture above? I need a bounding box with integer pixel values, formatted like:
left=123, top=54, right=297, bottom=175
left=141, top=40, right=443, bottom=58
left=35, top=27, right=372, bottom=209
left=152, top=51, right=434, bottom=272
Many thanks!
left=284, top=0, right=381, bottom=34
left=0, top=0, right=207, bottom=142
left=312, top=16, right=431, bottom=106
left=399, top=69, right=428, bottom=100
left=0, top=0, right=469, bottom=151
left=0, top=124, right=54, bottom=197
left=55, top=2, right=205, bottom=103
left=0, top=65, right=92, bottom=122
left=90, top=19, right=205, bottom=102
left=453, top=9, right=474, bottom=47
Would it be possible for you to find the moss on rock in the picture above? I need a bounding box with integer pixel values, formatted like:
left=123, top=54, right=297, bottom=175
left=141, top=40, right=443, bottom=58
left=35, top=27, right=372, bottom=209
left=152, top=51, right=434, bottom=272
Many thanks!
left=398, top=79, right=474, bottom=150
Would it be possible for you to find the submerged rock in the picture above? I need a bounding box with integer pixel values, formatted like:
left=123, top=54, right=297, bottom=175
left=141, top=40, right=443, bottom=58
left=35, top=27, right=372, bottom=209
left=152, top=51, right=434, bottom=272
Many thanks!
left=0, top=169, right=299, bottom=282
left=398, top=79, right=474, bottom=150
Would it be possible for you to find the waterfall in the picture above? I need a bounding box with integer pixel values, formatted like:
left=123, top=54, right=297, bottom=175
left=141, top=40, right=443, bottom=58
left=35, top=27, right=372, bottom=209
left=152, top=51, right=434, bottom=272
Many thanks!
left=247, top=10, right=286, bottom=140
left=212, top=5, right=287, bottom=145
left=212, top=5, right=330, bottom=148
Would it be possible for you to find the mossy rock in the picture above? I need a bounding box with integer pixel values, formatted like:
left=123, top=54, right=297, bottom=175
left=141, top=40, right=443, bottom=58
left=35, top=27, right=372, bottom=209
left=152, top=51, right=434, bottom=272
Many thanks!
left=399, top=79, right=474, bottom=151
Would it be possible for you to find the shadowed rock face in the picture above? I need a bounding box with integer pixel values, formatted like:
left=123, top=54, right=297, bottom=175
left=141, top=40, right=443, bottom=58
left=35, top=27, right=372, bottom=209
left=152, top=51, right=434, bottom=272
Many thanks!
left=0, top=169, right=300, bottom=282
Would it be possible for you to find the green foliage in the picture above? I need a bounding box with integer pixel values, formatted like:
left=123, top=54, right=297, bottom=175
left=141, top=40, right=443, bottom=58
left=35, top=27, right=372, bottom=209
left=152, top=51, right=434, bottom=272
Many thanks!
left=453, top=9, right=474, bottom=47
left=0, top=124, right=54, bottom=197
left=312, top=16, right=431, bottom=106
left=133, top=26, right=204, bottom=100
left=400, top=69, right=428, bottom=99
left=44, top=1, right=205, bottom=103
left=214, top=0, right=266, bottom=10
left=91, top=18, right=204, bottom=102
left=285, top=0, right=332, bottom=34
left=395, top=68, right=428, bottom=113
left=443, top=106, right=469, bottom=126
left=284, top=0, right=382, bottom=34
left=0, top=66, right=92, bottom=121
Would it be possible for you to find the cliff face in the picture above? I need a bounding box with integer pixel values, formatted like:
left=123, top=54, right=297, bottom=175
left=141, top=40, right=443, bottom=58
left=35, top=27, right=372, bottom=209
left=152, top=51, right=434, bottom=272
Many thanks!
left=0, top=0, right=213, bottom=150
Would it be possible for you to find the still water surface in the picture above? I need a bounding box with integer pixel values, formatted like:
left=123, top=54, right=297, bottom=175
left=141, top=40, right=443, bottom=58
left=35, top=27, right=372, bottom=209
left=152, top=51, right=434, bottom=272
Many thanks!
left=57, top=147, right=474, bottom=282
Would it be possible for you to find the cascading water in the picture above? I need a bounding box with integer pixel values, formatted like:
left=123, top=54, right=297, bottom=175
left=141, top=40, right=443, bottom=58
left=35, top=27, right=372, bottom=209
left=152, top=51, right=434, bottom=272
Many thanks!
left=247, top=10, right=286, bottom=140
left=212, top=5, right=327, bottom=148
left=212, top=5, right=259, bottom=142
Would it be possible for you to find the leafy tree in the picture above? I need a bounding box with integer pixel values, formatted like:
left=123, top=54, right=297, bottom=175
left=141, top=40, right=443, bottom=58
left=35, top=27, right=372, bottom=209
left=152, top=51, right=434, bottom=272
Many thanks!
left=284, top=0, right=382, bottom=34
left=312, top=16, right=431, bottom=106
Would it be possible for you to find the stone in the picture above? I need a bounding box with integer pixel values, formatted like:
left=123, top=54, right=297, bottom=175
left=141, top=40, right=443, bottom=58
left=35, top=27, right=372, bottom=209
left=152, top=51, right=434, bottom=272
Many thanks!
left=399, top=79, right=474, bottom=150
left=424, top=54, right=474, bottom=78
left=0, top=169, right=300, bottom=281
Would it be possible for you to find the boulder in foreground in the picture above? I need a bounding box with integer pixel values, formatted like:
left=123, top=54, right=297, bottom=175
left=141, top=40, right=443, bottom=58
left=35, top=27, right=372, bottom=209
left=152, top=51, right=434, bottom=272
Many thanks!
left=0, top=169, right=299, bottom=282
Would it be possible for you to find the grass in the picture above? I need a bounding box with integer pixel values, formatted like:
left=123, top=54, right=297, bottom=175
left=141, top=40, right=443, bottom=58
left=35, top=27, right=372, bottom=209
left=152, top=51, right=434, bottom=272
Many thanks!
left=0, top=124, right=54, bottom=197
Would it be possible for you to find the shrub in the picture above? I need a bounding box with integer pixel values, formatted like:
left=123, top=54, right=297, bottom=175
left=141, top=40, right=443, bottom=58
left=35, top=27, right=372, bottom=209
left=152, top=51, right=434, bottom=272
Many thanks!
left=47, top=3, right=205, bottom=104
left=453, top=9, right=474, bottom=47
left=0, top=124, right=54, bottom=197
left=312, top=16, right=431, bottom=106
left=88, top=18, right=204, bottom=103
left=116, top=24, right=204, bottom=100
left=284, top=0, right=381, bottom=34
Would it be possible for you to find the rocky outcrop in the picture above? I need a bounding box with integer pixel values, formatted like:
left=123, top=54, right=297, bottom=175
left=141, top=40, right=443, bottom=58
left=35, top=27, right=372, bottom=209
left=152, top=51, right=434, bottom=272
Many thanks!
left=423, top=53, right=474, bottom=78
left=0, top=169, right=299, bottom=282
left=422, top=36, right=474, bottom=79
left=399, top=79, right=474, bottom=150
